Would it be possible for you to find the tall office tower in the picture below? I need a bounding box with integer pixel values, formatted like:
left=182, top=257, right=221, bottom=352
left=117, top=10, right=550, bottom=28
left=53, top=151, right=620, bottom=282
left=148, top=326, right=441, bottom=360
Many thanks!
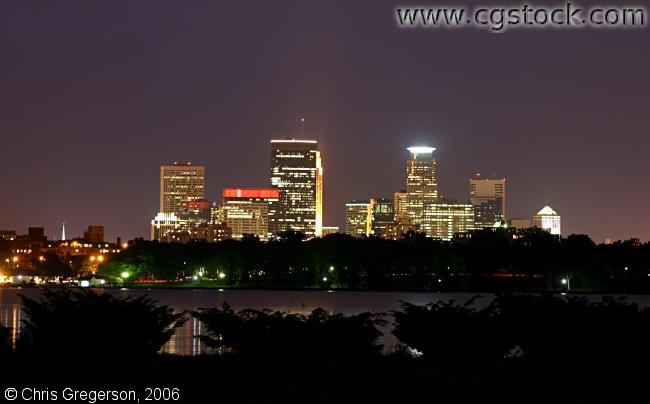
left=421, top=201, right=475, bottom=241
left=345, top=200, right=373, bottom=237
left=469, top=174, right=506, bottom=228
left=371, top=198, right=393, bottom=238
left=160, top=162, right=205, bottom=214
left=269, top=139, right=323, bottom=238
left=534, top=206, right=561, bottom=235
left=220, top=188, right=279, bottom=240
left=406, top=147, right=438, bottom=226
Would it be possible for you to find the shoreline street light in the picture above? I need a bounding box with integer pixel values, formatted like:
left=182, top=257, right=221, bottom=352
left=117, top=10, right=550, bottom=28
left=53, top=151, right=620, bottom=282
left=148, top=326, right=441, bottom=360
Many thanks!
left=561, top=277, right=571, bottom=291
left=121, top=271, right=130, bottom=279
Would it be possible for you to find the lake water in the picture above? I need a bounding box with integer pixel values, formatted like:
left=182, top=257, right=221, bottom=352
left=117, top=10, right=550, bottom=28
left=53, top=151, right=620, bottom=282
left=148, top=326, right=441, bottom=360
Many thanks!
left=3, top=288, right=650, bottom=355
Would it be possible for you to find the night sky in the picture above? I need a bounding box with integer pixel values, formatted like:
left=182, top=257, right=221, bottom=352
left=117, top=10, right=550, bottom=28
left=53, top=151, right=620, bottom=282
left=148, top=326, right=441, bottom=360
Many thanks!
left=0, top=0, right=648, bottom=243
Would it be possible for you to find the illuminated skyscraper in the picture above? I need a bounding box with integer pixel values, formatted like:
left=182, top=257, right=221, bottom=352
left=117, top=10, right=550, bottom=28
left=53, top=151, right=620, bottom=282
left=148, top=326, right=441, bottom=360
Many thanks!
left=345, top=200, right=373, bottom=237
left=393, top=190, right=408, bottom=224
left=220, top=188, right=279, bottom=240
left=178, top=199, right=212, bottom=229
left=534, top=206, right=561, bottom=235
left=371, top=198, right=393, bottom=237
left=421, top=201, right=475, bottom=241
left=151, top=212, right=180, bottom=242
left=469, top=175, right=506, bottom=228
left=406, top=146, right=438, bottom=226
left=269, top=139, right=323, bottom=237
left=345, top=198, right=393, bottom=238
left=160, top=163, right=205, bottom=214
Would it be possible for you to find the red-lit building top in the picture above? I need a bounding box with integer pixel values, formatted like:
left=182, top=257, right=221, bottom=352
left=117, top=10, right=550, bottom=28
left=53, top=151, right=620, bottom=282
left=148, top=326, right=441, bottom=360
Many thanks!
left=223, top=188, right=279, bottom=199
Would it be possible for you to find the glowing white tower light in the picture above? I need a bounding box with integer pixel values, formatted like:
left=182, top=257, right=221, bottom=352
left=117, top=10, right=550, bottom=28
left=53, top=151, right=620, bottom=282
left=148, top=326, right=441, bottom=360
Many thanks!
left=61, top=222, right=66, bottom=241
left=406, top=146, right=436, bottom=155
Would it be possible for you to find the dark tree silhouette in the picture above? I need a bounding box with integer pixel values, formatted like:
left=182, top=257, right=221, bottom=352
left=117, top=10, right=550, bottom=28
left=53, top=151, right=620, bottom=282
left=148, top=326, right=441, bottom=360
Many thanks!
left=194, top=303, right=385, bottom=359
left=392, top=294, right=650, bottom=360
left=17, top=289, right=186, bottom=358
left=0, top=325, right=11, bottom=357
left=95, top=231, right=650, bottom=292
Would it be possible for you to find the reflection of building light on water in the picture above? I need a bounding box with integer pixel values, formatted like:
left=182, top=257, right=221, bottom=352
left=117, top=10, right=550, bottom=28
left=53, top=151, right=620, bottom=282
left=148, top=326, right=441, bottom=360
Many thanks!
left=192, top=317, right=202, bottom=356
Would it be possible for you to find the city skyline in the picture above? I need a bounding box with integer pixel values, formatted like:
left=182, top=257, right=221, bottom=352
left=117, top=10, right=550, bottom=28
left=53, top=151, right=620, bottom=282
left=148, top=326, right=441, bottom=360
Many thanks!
left=1, top=1, right=648, bottom=243
left=0, top=138, right=635, bottom=243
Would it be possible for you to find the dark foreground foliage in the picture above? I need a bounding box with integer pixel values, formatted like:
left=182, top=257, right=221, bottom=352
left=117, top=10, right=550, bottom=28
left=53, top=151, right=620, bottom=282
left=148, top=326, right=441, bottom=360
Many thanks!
left=17, top=289, right=186, bottom=358
left=0, top=324, right=11, bottom=357
left=1, top=355, right=650, bottom=404
left=194, top=303, right=385, bottom=359
left=393, top=294, right=650, bottom=360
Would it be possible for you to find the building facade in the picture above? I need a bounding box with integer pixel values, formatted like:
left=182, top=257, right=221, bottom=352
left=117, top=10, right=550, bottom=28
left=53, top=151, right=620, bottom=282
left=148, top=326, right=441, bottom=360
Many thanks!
left=406, top=147, right=438, bottom=226
left=191, top=223, right=232, bottom=243
left=220, top=188, right=279, bottom=240
left=269, top=139, right=323, bottom=238
left=160, top=163, right=205, bottom=214
left=534, top=206, right=561, bottom=235
left=508, top=218, right=532, bottom=230
left=178, top=199, right=212, bottom=229
left=151, top=212, right=180, bottom=242
left=345, top=200, right=373, bottom=237
left=321, top=226, right=340, bottom=236
left=83, top=226, right=104, bottom=243
left=371, top=198, right=393, bottom=237
left=421, top=201, right=475, bottom=241
left=393, top=190, right=409, bottom=224
left=469, top=175, right=506, bottom=228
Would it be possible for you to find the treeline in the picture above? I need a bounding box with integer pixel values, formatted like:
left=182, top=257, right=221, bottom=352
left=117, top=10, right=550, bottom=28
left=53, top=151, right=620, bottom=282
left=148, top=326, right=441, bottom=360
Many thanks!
left=3, top=289, right=650, bottom=362
left=99, top=228, right=650, bottom=292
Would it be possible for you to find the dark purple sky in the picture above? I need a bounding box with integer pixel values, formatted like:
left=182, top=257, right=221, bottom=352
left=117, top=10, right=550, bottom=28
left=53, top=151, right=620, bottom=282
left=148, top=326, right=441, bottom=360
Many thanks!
left=0, top=1, right=648, bottom=243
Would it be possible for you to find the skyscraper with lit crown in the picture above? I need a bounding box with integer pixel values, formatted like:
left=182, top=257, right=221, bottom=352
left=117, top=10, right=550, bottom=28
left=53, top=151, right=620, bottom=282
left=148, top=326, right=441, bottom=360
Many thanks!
left=269, top=139, right=323, bottom=237
left=406, top=146, right=438, bottom=227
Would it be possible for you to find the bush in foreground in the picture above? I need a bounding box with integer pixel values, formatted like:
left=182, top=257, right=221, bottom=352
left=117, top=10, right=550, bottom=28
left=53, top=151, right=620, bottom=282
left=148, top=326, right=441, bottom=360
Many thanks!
left=492, top=294, right=650, bottom=359
left=392, top=294, right=650, bottom=360
left=18, top=289, right=185, bottom=358
left=391, top=297, right=506, bottom=359
left=194, top=304, right=385, bottom=359
left=0, top=325, right=11, bottom=357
